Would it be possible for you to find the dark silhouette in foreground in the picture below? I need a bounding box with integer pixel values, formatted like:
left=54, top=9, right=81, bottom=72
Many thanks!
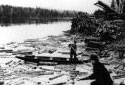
left=78, top=54, right=113, bottom=85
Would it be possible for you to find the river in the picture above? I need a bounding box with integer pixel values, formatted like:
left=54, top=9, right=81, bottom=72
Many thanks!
left=0, top=21, right=71, bottom=45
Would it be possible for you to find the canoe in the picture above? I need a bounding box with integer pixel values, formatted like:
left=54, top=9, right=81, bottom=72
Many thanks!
left=16, top=55, right=84, bottom=65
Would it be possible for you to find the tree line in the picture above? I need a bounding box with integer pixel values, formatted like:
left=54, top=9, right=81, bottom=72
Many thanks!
left=0, top=5, right=78, bottom=25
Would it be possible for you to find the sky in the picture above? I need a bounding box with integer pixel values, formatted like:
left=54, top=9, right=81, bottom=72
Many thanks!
left=0, top=0, right=112, bottom=13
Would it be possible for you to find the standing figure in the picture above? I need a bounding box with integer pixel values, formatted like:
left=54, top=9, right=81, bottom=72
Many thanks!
left=78, top=54, right=113, bottom=85
left=69, top=41, right=78, bottom=63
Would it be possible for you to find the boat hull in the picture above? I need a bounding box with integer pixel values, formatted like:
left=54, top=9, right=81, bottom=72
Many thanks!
left=16, top=56, right=83, bottom=65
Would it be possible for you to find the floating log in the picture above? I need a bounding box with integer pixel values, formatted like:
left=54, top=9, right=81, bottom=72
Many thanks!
left=49, top=74, right=64, bottom=80
left=112, top=74, right=125, bottom=79
left=86, top=41, right=105, bottom=50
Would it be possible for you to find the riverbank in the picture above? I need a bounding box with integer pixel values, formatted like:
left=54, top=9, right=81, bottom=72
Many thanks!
left=0, top=33, right=92, bottom=85
left=0, top=31, right=125, bottom=85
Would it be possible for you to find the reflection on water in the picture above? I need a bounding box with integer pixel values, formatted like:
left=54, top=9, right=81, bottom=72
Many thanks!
left=69, top=64, right=77, bottom=85
left=0, top=18, right=71, bottom=27
left=0, top=21, right=71, bottom=44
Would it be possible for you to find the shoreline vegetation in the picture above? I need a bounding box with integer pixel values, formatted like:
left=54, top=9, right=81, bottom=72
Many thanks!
left=1, top=3, right=125, bottom=85
left=0, top=3, right=125, bottom=63
left=1, top=4, right=125, bottom=60
left=0, top=5, right=78, bottom=26
left=70, top=12, right=125, bottom=45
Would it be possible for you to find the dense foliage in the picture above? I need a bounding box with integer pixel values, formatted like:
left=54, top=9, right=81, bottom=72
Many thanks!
left=70, top=11, right=125, bottom=43
left=93, top=9, right=106, bottom=19
left=70, top=12, right=99, bottom=35
left=0, top=5, right=78, bottom=25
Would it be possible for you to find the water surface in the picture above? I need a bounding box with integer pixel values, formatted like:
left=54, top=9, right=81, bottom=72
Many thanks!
left=0, top=22, right=71, bottom=44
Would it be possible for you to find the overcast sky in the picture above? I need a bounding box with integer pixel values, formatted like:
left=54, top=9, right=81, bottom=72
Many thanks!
left=0, top=0, right=111, bottom=13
